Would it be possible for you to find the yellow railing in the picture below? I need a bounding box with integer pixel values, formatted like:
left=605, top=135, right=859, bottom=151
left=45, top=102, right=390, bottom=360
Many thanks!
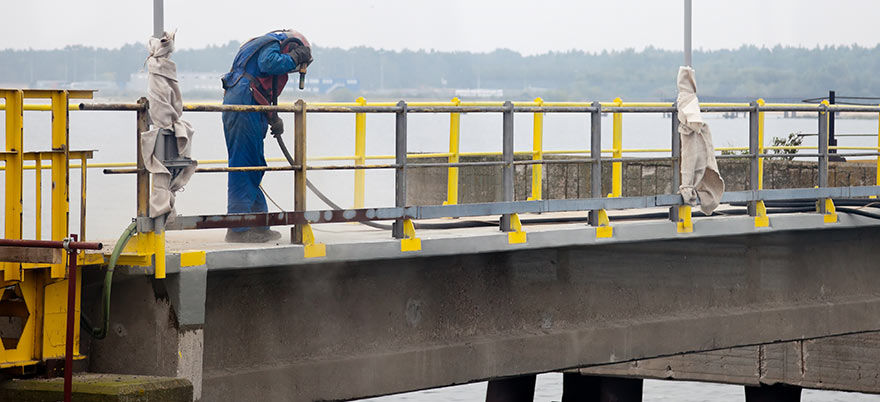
left=4, top=99, right=880, bottom=209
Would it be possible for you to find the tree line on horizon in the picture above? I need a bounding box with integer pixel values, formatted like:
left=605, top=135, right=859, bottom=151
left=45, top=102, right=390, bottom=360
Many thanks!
left=0, top=43, right=878, bottom=101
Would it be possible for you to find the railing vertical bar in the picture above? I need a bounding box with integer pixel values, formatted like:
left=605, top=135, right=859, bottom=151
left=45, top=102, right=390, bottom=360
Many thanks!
left=818, top=102, right=830, bottom=189
left=392, top=101, right=408, bottom=239
left=589, top=101, right=602, bottom=226
left=530, top=97, right=544, bottom=201
left=354, top=97, right=366, bottom=208
left=757, top=98, right=765, bottom=190
left=446, top=97, right=461, bottom=205
left=50, top=90, right=70, bottom=279
left=748, top=101, right=759, bottom=216
left=80, top=155, right=87, bottom=241
left=611, top=97, right=623, bottom=197
left=292, top=99, right=307, bottom=243
left=35, top=155, right=42, bottom=240
left=136, top=97, right=150, bottom=226
left=669, top=105, right=681, bottom=222
left=500, top=101, right=514, bottom=231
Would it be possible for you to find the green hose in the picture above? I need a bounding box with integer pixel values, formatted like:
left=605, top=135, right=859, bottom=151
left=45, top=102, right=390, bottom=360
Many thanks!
left=81, top=221, right=137, bottom=340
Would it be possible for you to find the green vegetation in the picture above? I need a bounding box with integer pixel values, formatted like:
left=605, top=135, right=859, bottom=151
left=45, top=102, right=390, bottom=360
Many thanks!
left=2, top=43, right=879, bottom=100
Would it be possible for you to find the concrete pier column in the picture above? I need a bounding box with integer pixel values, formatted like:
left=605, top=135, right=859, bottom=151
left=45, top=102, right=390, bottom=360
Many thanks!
left=486, top=375, right=536, bottom=402
left=563, top=373, right=643, bottom=402
left=745, top=384, right=801, bottom=402
left=82, top=255, right=207, bottom=401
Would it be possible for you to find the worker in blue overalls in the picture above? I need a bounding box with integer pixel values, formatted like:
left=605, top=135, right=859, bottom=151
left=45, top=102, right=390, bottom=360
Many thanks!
left=221, top=30, right=312, bottom=243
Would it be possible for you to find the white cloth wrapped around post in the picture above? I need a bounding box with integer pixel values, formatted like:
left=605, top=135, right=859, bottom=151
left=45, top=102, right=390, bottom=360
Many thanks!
left=140, top=32, right=197, bottom=218
left=676, top=66, right=724, bottom=214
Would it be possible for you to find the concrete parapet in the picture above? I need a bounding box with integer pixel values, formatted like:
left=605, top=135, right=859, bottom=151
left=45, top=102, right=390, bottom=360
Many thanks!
left=0, top=373, right=192, bottom=402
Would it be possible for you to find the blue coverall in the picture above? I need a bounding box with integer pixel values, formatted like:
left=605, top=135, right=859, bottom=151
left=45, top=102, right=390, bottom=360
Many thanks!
left=222, top=34, right=296, bottom=232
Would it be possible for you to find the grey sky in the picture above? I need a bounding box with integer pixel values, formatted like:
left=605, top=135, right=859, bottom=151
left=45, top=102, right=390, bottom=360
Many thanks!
left=3, top=0, right=879, bottom=54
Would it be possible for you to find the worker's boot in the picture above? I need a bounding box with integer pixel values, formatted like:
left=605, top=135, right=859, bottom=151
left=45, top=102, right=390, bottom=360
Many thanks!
left=225, top=228, right=283, bottom=243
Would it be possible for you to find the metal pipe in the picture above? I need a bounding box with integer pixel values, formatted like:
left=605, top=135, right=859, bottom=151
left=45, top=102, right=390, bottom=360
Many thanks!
left=684, top=0, right=692, bottom=67
left=589, top=101, right=602, bottom=226
left=501, top=101, right=514, bottom=232
left=818, top=105, right=829, bottom=189
left=0, top=238, right=102, bottom=250
left=748, top=101, right=760, bottom=216
left=292, top=100, right=307, bottom=243
left=153, top=0, right=164, bottom=38
left=670, top=104, right=681, bottom=222
left=63, top=234, right=79, bottom=402
left=392, top=101, right=407, bottom=239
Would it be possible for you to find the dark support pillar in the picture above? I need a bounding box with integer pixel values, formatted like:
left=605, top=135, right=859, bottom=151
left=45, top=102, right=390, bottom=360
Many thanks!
left=486, top=375, right=536, bottom=402
left=562, top=374, right=643, bottom=402
left=744, top=384, right=802, bottom=402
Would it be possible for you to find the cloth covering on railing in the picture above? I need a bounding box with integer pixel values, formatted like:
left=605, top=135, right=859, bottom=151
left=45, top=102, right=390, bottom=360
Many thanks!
left=676, top=66, right=724, bottom=214
left=141, top=32, right=197, bottom=218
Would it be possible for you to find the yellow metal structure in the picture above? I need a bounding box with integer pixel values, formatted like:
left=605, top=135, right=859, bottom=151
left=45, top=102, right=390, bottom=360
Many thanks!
left=754, top=200, right=770, bottom=228
left=445, top=97, right=461, bottom=205
left=301, top=224, right=327, bottom=258
left=611, top=97, right=623, bottom=198
left=507, top=213, right=527, bottom=244
left=400, top=219, right=422, bottom=252
left=822, top=199, right=838, bottom=224
left=529, top=97, right=544, bottom=201
left=677, top=205, right=693, bottom=233
left=354, top=97, right=367, bottom=208
left=594, top=209, right=613, bottom=239
left=0, top=89, right=93, bottom=370
left=180, top=250, right=207, bottom=267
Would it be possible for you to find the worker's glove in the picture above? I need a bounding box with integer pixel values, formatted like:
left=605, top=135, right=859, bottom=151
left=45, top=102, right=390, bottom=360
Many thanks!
left=268, top=115, right=284, bottom=136
left=287, top=43, right=312, bottom=68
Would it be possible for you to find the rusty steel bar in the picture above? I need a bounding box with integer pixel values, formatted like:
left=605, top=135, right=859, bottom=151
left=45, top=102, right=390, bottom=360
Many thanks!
left=63, top=234, right=78, bottom=402
left=392, top=101, right=408, bottom=239
left=0, top=238, right=103, bottom=250
left=77, top=102, right=146, bottom=111
left=292, top=99, right=307, bottom=244
left=136, top=98, right=150, bottom=222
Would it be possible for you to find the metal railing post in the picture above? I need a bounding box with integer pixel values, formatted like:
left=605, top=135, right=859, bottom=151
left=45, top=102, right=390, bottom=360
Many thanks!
left=530, top=97, right=544, bottom=201
left=817, top=101, right=830, bottom=214
left=500, top=101, right=514, bottom=231
left=876, top=104, right=880, bottom=191
left=136, top=97, right=150, bottom=224
left=2, top=89, right=24, bottom=282
left=446, top=97, right=461, bottom=205
left=293, top=99, right=307, bottom=243
left=669, top=104, right=681, bottom=222
left=611, top=97, right=623, bottom=197
left=818, top=101, right=830, bottom=188
left=748, top=101, right=759, bottom=216
left=589, top=101, right=602, bottom=225
left=354, top=97, right=366, bottom=208
left=757, top=98, right=765, bottom=190
left=392, top=101, right=408, bottom=239
left=50, top=90, right=70, bottom=279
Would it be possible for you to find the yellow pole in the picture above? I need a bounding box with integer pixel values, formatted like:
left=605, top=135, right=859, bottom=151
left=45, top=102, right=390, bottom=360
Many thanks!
left=50, top=90, right=70, bottom=279
left=876, top=105, right=880, bottom=192
left=446, top=97, right=461, bottom=205
left=757, top=98, right=765, bottom=189
left=529, top=97, right=544, bottom=201
left=35, top=155, right=42, bottom=240
left=2, top=89, right=24, bottom=282
left=611, top=97, right=623, bottom=197
left=354, top=97, right=366, bottom=208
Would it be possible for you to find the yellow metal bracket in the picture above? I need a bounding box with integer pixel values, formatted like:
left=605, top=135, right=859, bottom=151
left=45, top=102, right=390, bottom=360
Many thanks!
left=754, top=200, right=770, bottom=228
left=301, top=223, right=326, bottom=258
left=180, top=250, right=206, bottom=267
left=820, top=198, right=838, bottom=223
left=677, top=205, right=693, bottom=233
left=594, top=209, right=613, bottom=239
left=400, top=219, right=422, bottom=252
left=117, top=231, right=166, bottom=278
left=507, top=213, right=527, bottom=244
